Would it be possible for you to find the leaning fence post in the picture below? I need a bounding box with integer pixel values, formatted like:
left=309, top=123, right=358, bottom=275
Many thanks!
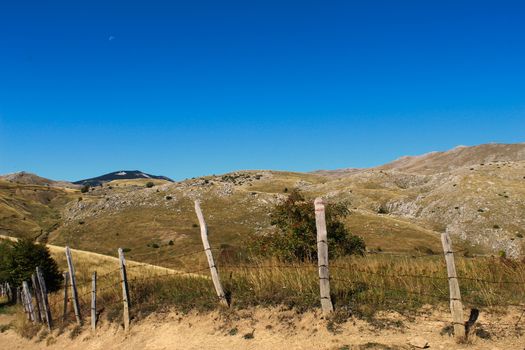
left=62, top=271, right=69, bottom=322
left=314, top=198, right=334, bottom=314
left=30, top=273, right=43, bottom=323
left=37, top=267, right=53, bottom=331
left=441, top=232, right=465, bottom=339
left=91, top=271, right=97, bottom=331
left=194, top=200, right=228, bottom=307
left=118, top=248, right=130, bottom=331
left=65, top=246, right=82, bottom=325
left=22, top=281, right=37, bottom=322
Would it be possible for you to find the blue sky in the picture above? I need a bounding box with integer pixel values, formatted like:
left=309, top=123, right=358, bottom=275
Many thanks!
left=0, top=1, right=524, bottom=181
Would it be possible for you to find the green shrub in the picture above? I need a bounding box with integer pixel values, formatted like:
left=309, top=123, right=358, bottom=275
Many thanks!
left=247, top=189, right=365, bottom=261
left=0, top=239, right=62, bottom=292
left=145, top=181, right=155, bottom=188
left=80, top=185, right=90, bottom=193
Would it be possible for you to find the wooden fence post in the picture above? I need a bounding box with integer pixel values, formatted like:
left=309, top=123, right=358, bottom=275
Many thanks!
left=22, top=281, right=37, bottom=322
left=194, top=200, right=228, bottom=307
left=20, top=287, right=30, bottom=319
left=118, top=248, right=130, bottom=331
left=65, top=246, right=82, bottom=325
left=314, top=198, right=334, bottom=314
left=62, top=271, right=69, bottom=322
left=30, top=274, right=43, bottom=323
left=441, top=232, right=465, bottom=339
left=91, top=271, right=97, bottom=331
left=16, top=286, right=22, bottom=305
left=37, top=267, right=53, bottom=331
left=6, top=282, right=12, bottom=303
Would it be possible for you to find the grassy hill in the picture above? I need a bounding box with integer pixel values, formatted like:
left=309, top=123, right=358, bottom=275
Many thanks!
left=1, top=143, right=524, bottom=267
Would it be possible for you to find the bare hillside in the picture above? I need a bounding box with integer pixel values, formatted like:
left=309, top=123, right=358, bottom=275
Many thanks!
left=379, top=143, right=525, bottom=174
left=1, top=143, right=524, bottom=261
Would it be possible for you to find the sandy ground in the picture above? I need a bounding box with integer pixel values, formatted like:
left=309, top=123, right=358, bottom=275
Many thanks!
left=1, top=306, right=525, bottom=350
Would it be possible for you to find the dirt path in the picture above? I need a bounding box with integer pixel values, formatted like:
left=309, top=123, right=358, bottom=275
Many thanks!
left=1, top=306, right=524, bottom=350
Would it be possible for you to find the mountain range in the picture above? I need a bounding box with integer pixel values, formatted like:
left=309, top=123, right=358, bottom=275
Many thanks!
left=0, top=142, right=524, bottom=265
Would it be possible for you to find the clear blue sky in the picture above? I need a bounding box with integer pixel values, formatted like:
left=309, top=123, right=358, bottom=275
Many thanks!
left=1, top=1, right=524, bottom=181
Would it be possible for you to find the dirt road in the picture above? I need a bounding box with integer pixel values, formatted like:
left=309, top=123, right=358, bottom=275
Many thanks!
left=1, top=306, right=524, bottom=350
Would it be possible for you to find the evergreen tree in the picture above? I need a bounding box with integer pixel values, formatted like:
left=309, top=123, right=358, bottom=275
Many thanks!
left=1, top=239, right=63, bottom=292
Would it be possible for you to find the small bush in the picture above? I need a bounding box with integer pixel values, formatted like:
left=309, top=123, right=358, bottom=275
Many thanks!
left=165, top=196, right=172, bottom=200
left=80, top=185, right=90, bottom=193
left=151, top=243, right=160, bottom=249
left=377, top=206, right=388, bottom=214
left=145, top=181, right=155, bottom=188
left=247, top=189, right=365, bottom=261
left=122, top=248, right=132, bottom=253
left=168, top=240, right=174, bottom=246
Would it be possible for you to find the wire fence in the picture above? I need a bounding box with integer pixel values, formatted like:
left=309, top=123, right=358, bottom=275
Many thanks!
left=3, top=209, right=525, bottom=337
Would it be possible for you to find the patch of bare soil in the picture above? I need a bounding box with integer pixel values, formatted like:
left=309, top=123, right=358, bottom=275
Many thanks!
left=1, top=307, right=524, bottom=350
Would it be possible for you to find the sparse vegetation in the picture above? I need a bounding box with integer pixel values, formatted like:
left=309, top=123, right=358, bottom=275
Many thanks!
left=42, top=251, right=525, bottom=328
left=145, top=181, right=155, bottom=188
left=80, top=184, right=90, bottom=193
left=247, top=190, right=365, bottom=261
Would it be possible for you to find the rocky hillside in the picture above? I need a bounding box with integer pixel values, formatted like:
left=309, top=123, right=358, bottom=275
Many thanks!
left=379, top=143, right=525, bottom=174
left=0, top=143, right=524, bottom=263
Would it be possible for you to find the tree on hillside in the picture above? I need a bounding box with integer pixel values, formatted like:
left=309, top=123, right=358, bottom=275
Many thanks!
left=249, top=189, right=365, bottom=261
left=0, top=239, right=62, bottom=292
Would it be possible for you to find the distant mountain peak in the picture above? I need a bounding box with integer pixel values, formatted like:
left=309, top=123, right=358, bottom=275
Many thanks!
left=74, top=170, right=173, bottom=186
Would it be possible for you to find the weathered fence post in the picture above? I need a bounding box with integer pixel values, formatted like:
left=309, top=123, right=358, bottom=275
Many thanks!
left=62, top=271, right=69, bottom=322
left=194, top=200, right=228, bottom=307
left=118, top=248, right=130, bottom=331
left=37, top=267, right=53, bottom=331
left=22, top=281, right=37, bottom=322
left=30, top=274, right=43, bottom=323
left=91, top=271, right=97, bottom=331
left=6, top=282, right=12, bottom=303
left=65, top=246, right=82, bottom=325
left=314, top=198, right=334, bottom=314
left=16, top=286, right=22, bottom=305
left=441, top=232, right=465, bottom=339
left=20, top=287, right=30, bottom=319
